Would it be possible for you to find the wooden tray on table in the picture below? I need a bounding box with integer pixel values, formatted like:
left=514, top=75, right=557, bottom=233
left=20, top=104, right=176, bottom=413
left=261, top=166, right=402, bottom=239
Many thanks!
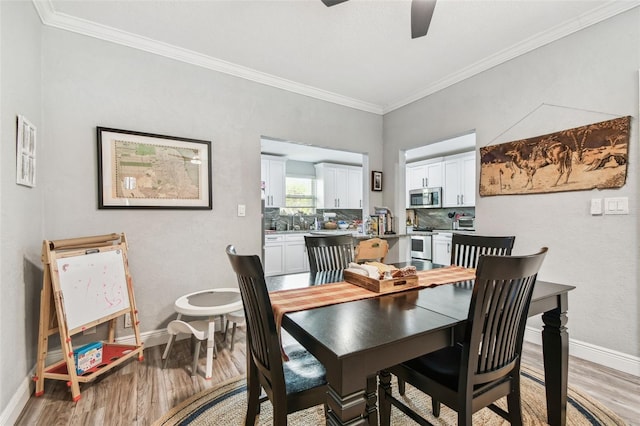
left=343, top=270, right=418, bottom=294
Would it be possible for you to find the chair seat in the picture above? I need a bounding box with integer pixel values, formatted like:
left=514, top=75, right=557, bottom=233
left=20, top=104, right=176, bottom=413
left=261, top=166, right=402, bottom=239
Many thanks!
left=403, top=345, right=461, bottom=390
left=163, top=319, right=210, bottom=375
left=282, top=344, right=327, bottom=395
left=167, top=319, right=208, bottom=340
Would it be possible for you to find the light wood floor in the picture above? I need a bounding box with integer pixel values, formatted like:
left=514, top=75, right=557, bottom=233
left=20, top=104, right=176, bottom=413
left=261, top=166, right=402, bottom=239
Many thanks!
left=16, top=328, right=640, bottom=425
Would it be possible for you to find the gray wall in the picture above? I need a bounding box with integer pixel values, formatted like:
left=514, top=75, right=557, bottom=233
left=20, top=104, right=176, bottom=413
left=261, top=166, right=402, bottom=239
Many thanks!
left=384, top=9, right=639, bottom=357
left=1, top=1, right=45, bottom=414
left=40, top=28, right=382, bottom=331
left=0, top=1, right=382, bottom=415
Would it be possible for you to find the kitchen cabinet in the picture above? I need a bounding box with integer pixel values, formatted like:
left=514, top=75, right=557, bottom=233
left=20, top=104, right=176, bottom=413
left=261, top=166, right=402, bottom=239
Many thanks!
left=442, top=151, right=476, bottom=207
left=406, top=157, right=443, bottom=207
left=315, top=163, right=363, bottom=209
left=284, top=234, right=309, bottom=274
left=264, top=234, right=285, bottom=276
left=261, top=155, right=287, bottom=208
left=432, top=233, right=452, bottom=266
left=264, top=233, right=310, bottom=276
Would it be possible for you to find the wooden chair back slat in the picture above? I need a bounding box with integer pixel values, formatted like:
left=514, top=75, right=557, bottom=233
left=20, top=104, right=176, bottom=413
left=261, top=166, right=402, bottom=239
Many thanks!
left=226, top=246, right=284, bottom=395
left=468, top=248, right=547, bottom=384
left=451, top=234, right=516, bottom=268
left=305, top=235, right=354, bottom=273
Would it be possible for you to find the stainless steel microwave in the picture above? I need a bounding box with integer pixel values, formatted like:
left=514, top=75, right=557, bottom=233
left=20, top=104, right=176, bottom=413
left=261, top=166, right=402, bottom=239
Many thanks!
left=409, top=187, right=442, bottom=208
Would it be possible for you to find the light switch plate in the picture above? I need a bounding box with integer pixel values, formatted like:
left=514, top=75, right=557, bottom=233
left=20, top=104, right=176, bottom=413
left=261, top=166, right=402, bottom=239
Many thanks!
left=604, top=197, right=629, bottom=215
left=237, top=204, right=246, bottom=217
left=590, top=198, right=602, bottom=215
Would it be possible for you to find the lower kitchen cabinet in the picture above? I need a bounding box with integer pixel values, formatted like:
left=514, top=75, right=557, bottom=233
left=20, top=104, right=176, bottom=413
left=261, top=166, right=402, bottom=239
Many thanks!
left=264, top=234, right=285, bottom=277
left=284, top=234, right=309, bottom=274
left=264, top=233, right=310, bottom=277
left=432, top=233, right=452, bottom=266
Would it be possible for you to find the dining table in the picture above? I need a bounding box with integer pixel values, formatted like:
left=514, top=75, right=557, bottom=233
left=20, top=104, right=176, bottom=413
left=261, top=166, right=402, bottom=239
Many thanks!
left=266, top=260, right=575, bottom=426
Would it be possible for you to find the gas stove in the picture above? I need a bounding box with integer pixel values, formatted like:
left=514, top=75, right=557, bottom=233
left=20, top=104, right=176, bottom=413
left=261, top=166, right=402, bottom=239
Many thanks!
left=412, top=226, right=435, bottom=232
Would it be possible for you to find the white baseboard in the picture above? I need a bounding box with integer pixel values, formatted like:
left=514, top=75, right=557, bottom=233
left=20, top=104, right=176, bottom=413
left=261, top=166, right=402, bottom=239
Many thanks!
left=524, top=326, right=640, bottom=377
left=0, top=369, right=34, bottom=426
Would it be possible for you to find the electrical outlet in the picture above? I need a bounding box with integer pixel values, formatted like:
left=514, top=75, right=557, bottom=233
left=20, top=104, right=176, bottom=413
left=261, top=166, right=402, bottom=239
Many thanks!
left=124, top=313, right=132, bottom=328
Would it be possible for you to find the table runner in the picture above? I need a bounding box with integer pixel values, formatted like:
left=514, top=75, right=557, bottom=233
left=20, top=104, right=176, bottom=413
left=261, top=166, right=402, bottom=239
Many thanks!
left=270, top=265, right=476, bottom=358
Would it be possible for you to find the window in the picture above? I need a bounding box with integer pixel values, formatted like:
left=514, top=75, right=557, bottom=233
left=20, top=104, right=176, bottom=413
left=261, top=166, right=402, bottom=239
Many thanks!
left=284, top=176, right=315, bottom=214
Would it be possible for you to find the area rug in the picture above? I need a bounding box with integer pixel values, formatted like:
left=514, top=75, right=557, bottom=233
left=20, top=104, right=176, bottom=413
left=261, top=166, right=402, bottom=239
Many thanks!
left=154, top=366, right=626, bottom=425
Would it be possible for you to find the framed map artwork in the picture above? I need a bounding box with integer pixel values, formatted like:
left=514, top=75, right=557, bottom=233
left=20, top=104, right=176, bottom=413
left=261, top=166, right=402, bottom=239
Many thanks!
left=97, top=127, right=212, bottom=209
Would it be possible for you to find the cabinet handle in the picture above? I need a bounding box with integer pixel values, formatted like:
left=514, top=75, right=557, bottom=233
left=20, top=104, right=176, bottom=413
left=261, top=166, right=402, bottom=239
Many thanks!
left=447, top=243, right=450, bottom=253
left=461, top=194, right=464, bottom=204
left=425, top=177, right=428, bottom=187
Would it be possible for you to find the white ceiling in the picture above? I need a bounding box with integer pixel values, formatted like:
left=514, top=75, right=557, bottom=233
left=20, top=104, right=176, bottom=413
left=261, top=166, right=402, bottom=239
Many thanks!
left=39, top=0, right=637, bottom=116
left=35, top=0, right=638, bottom=164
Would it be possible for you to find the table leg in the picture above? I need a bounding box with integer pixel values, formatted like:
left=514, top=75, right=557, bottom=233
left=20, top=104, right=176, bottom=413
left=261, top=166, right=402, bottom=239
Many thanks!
left=326, top=385, right=368, bottom=425
left=365, top=375, right=379, bottom=426
left=205, top=316, right=216, bottom=379
left=542, top=306, right=569, bottom=426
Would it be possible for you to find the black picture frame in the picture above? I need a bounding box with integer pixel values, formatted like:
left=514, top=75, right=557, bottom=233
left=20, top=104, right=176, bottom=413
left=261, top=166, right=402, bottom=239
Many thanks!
left=97, top=127, right=212, bottom=209
left=372, top=170, right=383, bottom=191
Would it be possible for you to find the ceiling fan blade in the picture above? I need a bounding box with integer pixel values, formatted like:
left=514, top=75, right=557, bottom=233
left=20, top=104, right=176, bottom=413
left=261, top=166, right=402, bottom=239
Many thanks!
left=322, top=0, right=349, bottom=6
left=411, top=0, right=437, bottom=39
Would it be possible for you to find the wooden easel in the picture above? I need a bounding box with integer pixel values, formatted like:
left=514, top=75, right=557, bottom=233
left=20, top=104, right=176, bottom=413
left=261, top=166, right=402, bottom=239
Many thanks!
left=34, top=232, right=143, bottom=401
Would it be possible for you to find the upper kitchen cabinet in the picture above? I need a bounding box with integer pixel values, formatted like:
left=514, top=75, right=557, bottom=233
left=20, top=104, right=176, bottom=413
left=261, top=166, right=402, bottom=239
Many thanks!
left=442, top=151, right=476, bottom=207
left=406, top=157, right=443, bottom=207
left=315, top=163, right=363, bottom=209
left=261, top=155, right=287, bottom=207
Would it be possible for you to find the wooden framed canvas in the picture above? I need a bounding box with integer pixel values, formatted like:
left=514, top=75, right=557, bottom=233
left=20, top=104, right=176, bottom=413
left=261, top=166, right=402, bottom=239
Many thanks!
left=97, top=127, right=212, bottom=209
left=479, top=116, right=630, bottom=196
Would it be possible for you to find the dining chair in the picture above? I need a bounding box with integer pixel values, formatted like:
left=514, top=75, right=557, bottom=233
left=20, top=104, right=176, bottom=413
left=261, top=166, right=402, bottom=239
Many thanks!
left=354, top=237, right=389, bottom=263
left=450, top=234, right=516, bottom=267
left=397, top=233, right=517, bottom=395
left=225, top=245, right=327, bottom=425
left=379, top=247, right=548, bottom=426
left=304, top=234, right=354, bottom=273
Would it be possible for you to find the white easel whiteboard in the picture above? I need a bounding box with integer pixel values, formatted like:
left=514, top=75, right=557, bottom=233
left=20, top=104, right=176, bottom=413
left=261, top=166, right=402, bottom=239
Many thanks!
left=56, top=249, right=130, bottom=330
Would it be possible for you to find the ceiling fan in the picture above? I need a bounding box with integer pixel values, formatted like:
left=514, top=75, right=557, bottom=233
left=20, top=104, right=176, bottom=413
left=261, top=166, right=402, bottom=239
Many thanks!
left=321, top=0, right=437, bottom=39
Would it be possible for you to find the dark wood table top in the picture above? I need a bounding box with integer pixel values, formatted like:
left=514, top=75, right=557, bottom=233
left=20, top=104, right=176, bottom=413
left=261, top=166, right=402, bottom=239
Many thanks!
left=265, top=260, right=576, bottom=398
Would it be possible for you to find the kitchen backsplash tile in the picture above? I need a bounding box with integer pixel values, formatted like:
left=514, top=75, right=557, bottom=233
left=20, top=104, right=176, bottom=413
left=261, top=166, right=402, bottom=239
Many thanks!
left=409, top=207, right=475, bottom=230
left=264, top=208, right=362, bottom=231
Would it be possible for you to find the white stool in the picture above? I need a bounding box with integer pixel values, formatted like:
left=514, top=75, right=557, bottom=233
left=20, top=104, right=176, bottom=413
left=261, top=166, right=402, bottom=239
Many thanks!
left=223, top=310, right=245, bottom=352
left=162, top=319, right=209, bottom=375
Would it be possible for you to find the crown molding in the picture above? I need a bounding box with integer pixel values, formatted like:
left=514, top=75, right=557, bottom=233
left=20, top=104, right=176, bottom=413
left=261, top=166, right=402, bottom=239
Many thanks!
left=31, top=0, right=384, bottom=115
left=383, top=1, right=640, bottom=114
left=32, top=1, right=639, bottom=116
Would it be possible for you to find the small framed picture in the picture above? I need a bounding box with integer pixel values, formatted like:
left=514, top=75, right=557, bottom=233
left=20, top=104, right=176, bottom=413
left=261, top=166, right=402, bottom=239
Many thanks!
left=16, top=115, right=37, bottom=187
left=372, top=171, right=383, bottom=191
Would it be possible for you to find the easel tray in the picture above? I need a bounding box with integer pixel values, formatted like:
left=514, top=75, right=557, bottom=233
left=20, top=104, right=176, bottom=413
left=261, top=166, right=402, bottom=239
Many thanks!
left=343, top=270, right=419, bottom=293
